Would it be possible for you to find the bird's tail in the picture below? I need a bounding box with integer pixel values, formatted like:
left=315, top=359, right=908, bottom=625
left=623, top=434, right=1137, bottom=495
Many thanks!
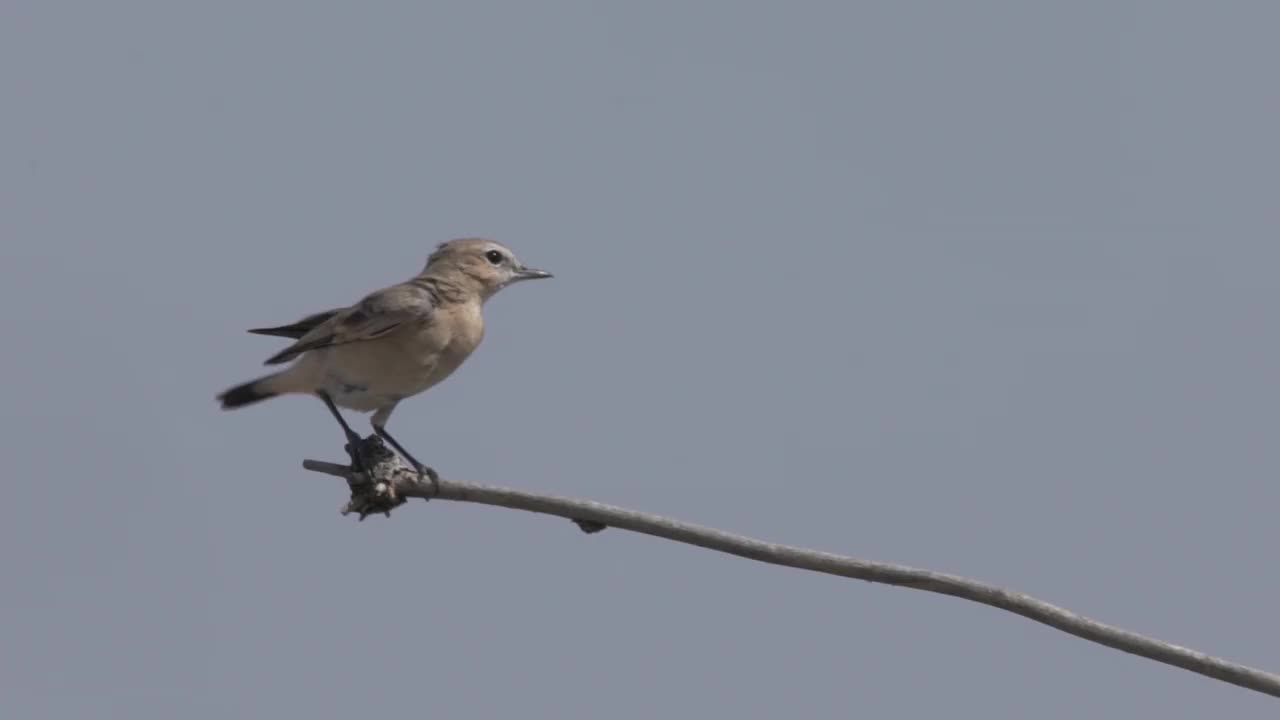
left=217, top=372, right=286, bottom=410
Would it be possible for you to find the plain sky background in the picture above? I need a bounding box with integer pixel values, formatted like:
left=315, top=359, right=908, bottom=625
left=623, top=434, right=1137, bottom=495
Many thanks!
left=2, top=1, right=1278, bottom=717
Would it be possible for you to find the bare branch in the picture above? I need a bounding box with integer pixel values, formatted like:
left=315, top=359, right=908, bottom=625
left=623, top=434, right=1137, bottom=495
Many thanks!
left=303, top=435, right=1280, bottom=700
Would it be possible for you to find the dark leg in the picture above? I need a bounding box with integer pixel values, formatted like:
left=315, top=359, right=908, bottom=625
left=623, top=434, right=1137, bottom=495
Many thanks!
left=317, top=391, right=368, bottom=472
left=374, top=423, right=440, bottom=492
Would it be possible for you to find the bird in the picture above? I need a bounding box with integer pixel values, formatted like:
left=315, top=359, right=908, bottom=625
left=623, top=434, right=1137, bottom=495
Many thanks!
left=216, top=238, right=552, bottom=483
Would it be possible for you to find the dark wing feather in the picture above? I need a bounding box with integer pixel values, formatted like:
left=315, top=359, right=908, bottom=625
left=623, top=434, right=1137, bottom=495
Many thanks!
left=262, top=285, right=436, bottom=366
left=248, top=309, right=344, bottom=339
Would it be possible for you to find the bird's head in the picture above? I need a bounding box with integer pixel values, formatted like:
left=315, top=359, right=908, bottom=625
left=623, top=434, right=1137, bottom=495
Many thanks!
left=423, top=238, right=552, bottom=300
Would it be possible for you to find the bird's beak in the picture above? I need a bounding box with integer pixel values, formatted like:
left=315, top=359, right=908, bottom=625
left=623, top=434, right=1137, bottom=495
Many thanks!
left=513, top=267, right=553, bottom=281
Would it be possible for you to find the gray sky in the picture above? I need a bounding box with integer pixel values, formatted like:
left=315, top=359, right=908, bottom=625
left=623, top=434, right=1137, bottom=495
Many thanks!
left=3, top=1, right=1278, bottom=717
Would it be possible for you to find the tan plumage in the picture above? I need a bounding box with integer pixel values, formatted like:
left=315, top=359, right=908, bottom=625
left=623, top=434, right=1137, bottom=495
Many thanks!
left=217, top=238, right=552, bottom=477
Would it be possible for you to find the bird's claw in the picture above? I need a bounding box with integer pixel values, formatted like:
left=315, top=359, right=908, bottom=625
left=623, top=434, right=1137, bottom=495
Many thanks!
left=343, top=434, right=369, bottom=474
left=411, top=462, right=441, bottom=496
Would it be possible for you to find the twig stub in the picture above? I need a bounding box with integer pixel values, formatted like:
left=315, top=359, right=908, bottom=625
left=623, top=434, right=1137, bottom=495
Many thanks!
left=338, top=436, right=416, bottom=520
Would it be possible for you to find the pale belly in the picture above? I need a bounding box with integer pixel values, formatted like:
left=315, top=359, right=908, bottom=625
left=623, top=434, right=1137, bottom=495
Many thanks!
left=311, top=336, right=471, bottom=413
left=322, top=383, right=404, bottom=413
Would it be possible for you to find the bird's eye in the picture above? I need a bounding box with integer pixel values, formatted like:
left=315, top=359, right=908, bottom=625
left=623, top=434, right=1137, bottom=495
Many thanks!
left=485, top=250, right=505, bottom=265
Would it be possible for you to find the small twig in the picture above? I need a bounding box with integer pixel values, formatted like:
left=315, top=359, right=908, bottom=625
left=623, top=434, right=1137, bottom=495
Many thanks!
left=302, top=435, right=1280, bottom=700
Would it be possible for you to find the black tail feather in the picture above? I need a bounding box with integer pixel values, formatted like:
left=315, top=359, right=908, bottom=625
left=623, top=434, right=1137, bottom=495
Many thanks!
left=217, top=379, right=277, bottom=410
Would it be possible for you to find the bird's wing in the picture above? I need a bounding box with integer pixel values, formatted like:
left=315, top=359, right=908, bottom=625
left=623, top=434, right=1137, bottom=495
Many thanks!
left=262, top=284, right=437, bottom=365
left=247, top=308, right=345, bottom=339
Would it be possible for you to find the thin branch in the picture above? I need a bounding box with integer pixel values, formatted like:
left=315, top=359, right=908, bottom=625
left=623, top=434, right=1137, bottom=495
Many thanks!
left=303, top=435, right=1280, bottom=700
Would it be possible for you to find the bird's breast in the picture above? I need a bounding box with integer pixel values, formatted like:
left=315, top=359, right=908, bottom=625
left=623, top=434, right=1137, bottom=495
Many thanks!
left=317, top=309, right=484, bottom=407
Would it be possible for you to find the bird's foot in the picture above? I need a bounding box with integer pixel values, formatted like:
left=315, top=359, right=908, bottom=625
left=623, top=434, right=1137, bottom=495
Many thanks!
left=409, top=461, right=441, bottom=496
left=371, top=425, right=440, bottom=497
left=342, top=433, right=370, bottom=476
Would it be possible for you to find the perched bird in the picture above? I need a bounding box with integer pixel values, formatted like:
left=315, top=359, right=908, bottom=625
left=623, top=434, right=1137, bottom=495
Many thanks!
left=217, top=238, right=552, bottom=481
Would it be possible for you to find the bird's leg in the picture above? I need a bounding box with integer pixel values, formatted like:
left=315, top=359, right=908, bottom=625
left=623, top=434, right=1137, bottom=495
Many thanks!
left=373, top=423, right=441, bottom=494
left=317, top=391, right=369, bottom=474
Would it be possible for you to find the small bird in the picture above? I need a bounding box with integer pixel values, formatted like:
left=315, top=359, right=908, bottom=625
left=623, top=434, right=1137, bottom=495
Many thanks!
left=217, top=238, right=552, bottom=481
